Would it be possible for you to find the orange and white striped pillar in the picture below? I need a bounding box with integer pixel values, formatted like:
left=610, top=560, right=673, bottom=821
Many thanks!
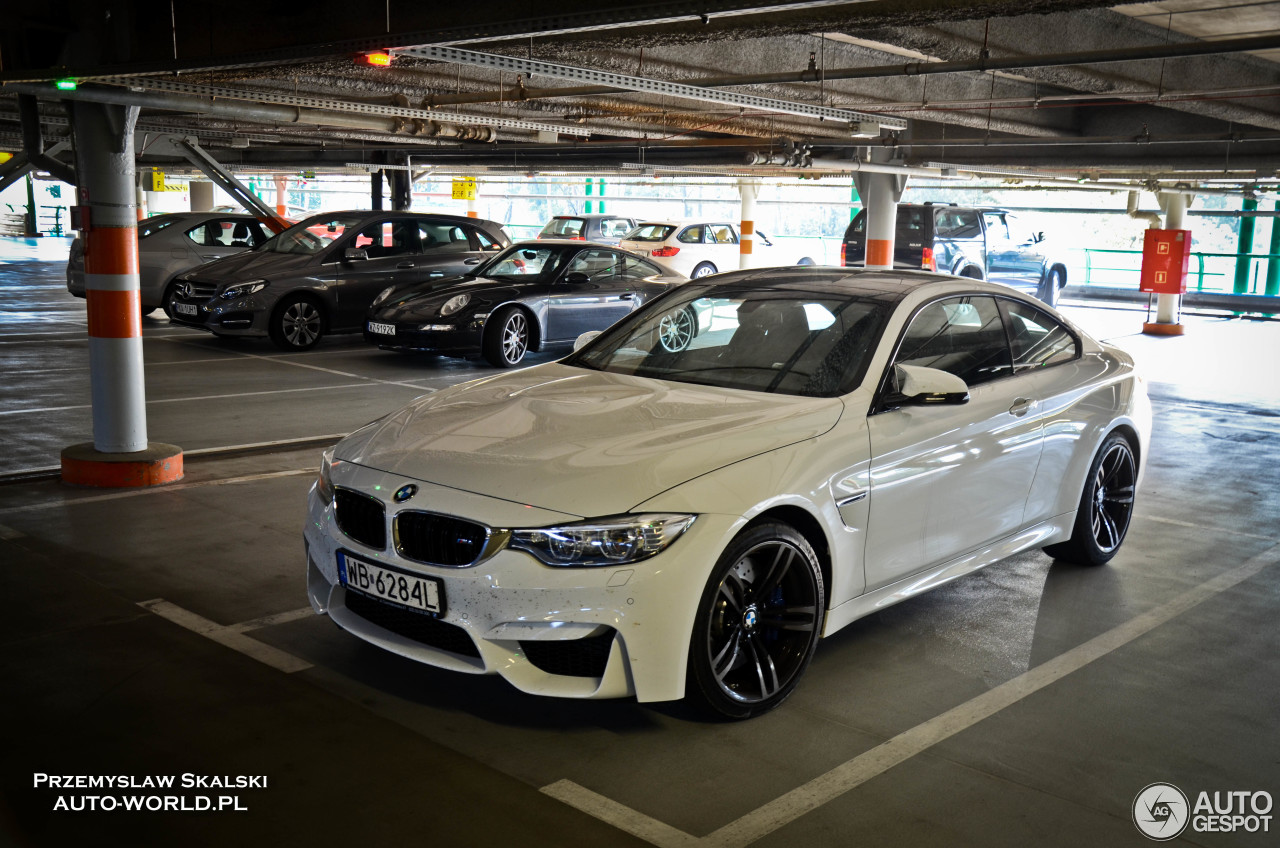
left=274, top=175, right=288, bottom=216
left=63, top=101, right=181, bottom=487
left=857, top=147, right=907, bottom=271
left=739, top=177, right=760, bottom=270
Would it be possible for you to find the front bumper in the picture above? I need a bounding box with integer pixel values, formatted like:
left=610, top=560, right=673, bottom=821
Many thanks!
left=363, top=318, right=484, bottom=355
left=168, top=293, right=270, bottom=337
left=303, top=463, right=733, bottom=703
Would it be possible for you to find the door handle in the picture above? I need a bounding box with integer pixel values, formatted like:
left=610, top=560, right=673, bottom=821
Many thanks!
left=397, top=262, right=416, bottom=269
left=464, top=257, right=482, bottom=265
left=1009, top=397, right=1035, bottom=417
left=619, top=292, right=634, bottom=299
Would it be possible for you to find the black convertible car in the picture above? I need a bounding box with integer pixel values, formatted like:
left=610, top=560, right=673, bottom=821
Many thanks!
left=363, top=240, right=688, bottom=367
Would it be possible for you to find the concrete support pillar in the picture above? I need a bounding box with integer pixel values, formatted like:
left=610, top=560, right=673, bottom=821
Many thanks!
left=370, top=170, right=384, bottom=211
left=64, top=101, right=181, bottom=487
left=585, top=178, right=594, bottom=214
left=739, top=178, right=760, bottom=270
left=597, top=178, right=606, bottom=214
left=189, top=180, right=214, bottom=211
left=273, top=176, right=288, bottom=215
left=1233, top=197, right=1258, bottom=295
left=389, top=170, right=411, bottom=211
left=136, top=182, right=147, bottom=220
left=854, top=147, right=908, bottom=270
left=467, top=184, right=478, bottom=219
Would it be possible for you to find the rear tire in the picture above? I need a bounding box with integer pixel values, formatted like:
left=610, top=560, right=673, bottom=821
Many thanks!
left=1038, top=267, right=1065, bottom=308
left=1043, top=433, right=1137, bottom=565
left=269, top=295, right=326, bottom=351
left=691, top=262, right=717, bottom=279
left=687, top=522, right=824, bottom=719
left=483, top=305, right=531, bottom=367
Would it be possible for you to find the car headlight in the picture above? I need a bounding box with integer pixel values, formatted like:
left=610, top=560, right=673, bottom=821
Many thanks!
left=315, top=447, right=336, bottom=504
left=219, top=279, right=267, bottom=299
left=372, top=285, right=395, bottom=307
left=440, top=293, right=471, bottom=316
left=509, top=513, right=695, bottom=567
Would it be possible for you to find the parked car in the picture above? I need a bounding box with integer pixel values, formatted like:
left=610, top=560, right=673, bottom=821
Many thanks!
left=618, top=220, right=816, bottom=279
left=167, top=211, right=510, bottom=350
left=67, top=212, right=272, bottom=316
left=304, top=267, right=1150, bottom=718
left=537, top=214, right=637, bottom=245
left=364, top=239, right=686, bottom=367
left=842, top=203, right=1070, bottom=307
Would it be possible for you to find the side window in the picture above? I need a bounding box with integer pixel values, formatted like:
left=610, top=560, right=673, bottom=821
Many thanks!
left=419, top=223, right=473, bottom=254
left=472, top=228, right=502, bottom=250
left=893, top=296, right=1012, bottom=387
left=352, top=222, right=392, bottom=256
left=983, top=213, right=1010, bottom=242
left=711, top=225, right=738, bottom=244
left=245, top=221, right=270, bottom=246
left=185, top=221, right=232, bottom=247
left=564, top=248, right=619, bottom=280
left=677, top=225, right=704, bottom=244
left=935, top=209, right=982, bottom=239
left=602, top=218, right=634, bottom=239
left=1002, top=300, right=1079, bottom=371
left=618, top=254, right=662, bottom=280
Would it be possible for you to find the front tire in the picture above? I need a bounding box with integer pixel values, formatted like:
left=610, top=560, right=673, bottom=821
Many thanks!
left=269, top=295, right=325, bottom=351
left=1043, top=433, right=1137, bottom=565
left=687, top=522, right=824, bottom=719
left=1038, top=267, right=1065, bottom=308
left=691, top=262, right=717, bottom=279
left=483, top=305, right=530, bottom=367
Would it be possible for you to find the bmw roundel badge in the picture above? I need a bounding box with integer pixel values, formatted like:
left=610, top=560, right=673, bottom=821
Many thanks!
left=393, top=484, right=418, bottom=503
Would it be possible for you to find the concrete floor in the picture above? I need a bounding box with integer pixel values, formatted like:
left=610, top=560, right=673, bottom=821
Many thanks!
left=2, top=238, right=1278, bottom=847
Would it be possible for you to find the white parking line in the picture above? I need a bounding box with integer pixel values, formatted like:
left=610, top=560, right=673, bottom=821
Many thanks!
left=0, top=468, right=316, bottom=515
left=543, top=543, right=1280, bottom=847
left=0, top=382, right=391, bottom=417
left=138, top=599, right=313, bottom=674
left=228, top=607, right=316, bottom=633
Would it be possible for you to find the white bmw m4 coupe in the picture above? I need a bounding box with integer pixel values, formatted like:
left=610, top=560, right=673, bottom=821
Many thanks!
left=304, top=267, right=1150, bottom=719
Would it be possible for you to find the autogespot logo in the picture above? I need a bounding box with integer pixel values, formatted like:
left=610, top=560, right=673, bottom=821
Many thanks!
left=1134, top=783, right=1190, bottom=841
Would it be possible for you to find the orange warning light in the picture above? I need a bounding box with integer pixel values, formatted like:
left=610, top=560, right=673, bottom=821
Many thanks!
left=357, top=51, right=394, bottom=67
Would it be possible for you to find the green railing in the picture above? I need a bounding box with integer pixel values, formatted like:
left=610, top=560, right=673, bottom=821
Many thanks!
left=1079, top=248, right=1280, bottom=295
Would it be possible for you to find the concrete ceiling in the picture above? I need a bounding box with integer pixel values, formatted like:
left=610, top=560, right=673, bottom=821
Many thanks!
left=2, top=0, right=1278, bottom=192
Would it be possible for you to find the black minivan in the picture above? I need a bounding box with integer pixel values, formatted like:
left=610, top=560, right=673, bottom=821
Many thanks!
left=841, top=203, right=1068, bottom=307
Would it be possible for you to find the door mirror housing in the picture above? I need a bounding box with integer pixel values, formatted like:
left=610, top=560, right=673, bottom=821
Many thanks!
left=573, top=330, right=601, bottom=351
left=344, top=248, right=369, bottom=262
left=563, top=271, right=591, bottom=285
left=883, top=364, right=970, bottom=408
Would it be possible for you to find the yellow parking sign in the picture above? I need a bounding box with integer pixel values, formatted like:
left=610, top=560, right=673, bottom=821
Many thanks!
left=451, top=177, right=476, bottom=200
left=149, top=171, right=166, bottom=192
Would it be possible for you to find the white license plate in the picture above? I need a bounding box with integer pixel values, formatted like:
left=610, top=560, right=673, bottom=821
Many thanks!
left=339, top=552, right=442, bottom=615
left=174, top=302, right=198, bottom=316
left=367, top=321, right=395, bottom=335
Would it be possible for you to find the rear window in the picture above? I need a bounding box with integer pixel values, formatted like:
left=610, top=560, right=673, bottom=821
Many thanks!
left=539, top=217, right=585, bottom=238
left=138, top=217, right=179, bottom=239
left=625, top=224, right=676, bottom=242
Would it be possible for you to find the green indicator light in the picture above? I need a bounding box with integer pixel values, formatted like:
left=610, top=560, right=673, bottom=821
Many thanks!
left=55, top=79, right=78, bottom=91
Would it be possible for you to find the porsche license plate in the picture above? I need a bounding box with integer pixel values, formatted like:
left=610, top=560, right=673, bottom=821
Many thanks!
left=339, top=552, right=442, bottom=615
left=367, top=321, right=395, bottom=335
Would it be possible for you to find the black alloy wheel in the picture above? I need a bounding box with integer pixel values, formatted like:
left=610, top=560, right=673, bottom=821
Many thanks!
left=1044, top=433, right=1137, bottom=565
left=657, top=306, right=696, bottom=353
left=269, top=295, right=325, bottom=351
left=483, top=305, right=530, bottom=367
left=688, top=522, right=824, bottom=719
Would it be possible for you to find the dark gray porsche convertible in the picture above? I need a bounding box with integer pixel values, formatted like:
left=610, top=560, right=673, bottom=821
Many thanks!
left=363, top=240, right=688, bottom=367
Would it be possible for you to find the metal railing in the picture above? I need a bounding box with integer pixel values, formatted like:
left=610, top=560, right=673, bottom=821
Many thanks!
left=1074, top=247, right=1280, bottom=313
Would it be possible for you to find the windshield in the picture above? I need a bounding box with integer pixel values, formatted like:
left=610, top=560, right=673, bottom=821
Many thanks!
left=257, top=213, right=366, bottom=255
left=478, top=244, right=574, bottom=279
left=567, top=281, right=890, bottom=397
left=623, top=224, right=676, bottom=242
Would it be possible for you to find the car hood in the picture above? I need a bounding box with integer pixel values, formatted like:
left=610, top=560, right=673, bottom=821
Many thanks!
left=335, top=363, right=844, bottom=517
left=372, top=275, right=514, bottom=320
left=183, top=248, right=311, bottom=281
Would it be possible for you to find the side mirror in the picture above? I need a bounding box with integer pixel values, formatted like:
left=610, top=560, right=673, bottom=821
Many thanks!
left=573, top=330, right=601, bottom=351
left=1035, top=231, right=1046, bottom=243
left=757, top=231, right=774, bottom=247
left=884, top=364, right=970, bottom=408
left=344, top=248, right=369, bottom=262
left=563, top=271, right=591, bottom=284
